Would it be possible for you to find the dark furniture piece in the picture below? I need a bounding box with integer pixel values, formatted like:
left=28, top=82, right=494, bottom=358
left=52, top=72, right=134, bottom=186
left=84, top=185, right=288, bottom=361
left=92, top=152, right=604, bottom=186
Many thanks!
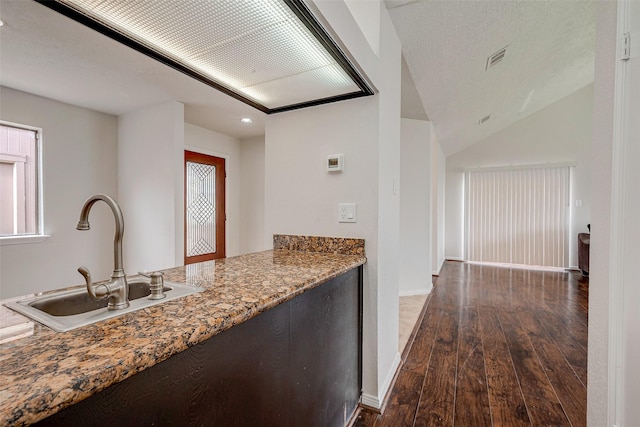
left=37, top=267, right=363, bottom=427
left=578, top=233, right=590, bottom=276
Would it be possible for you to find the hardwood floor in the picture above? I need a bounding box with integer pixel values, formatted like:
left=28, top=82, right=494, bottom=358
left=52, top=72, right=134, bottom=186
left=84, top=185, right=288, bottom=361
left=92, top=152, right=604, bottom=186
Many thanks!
left=355, top=261, right=589, bottom=427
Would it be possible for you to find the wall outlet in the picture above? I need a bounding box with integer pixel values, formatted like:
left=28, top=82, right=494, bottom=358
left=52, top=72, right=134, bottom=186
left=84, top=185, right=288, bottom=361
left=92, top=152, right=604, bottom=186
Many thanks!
left=338, top=203, right=357, bottom=223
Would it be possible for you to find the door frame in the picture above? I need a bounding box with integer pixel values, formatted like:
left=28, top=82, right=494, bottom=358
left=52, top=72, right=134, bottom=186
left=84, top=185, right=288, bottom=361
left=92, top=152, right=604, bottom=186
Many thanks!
left=184, top=149, right=226, bottom=264
left=605, top=1, right=636, bottom=425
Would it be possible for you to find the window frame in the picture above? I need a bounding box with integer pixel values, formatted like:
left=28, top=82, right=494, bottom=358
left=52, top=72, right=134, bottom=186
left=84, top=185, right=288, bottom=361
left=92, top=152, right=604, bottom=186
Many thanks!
left=0, top=120, right=49, bottom=246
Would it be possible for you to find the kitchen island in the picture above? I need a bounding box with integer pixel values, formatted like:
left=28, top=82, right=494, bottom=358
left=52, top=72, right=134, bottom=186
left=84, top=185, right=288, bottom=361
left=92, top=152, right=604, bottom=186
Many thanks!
left=0, top=235, right=366, bottom=426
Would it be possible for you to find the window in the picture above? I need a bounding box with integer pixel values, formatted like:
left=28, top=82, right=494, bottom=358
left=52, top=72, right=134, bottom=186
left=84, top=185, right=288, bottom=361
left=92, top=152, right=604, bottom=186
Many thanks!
left=0, top=121, right=45, bottom=244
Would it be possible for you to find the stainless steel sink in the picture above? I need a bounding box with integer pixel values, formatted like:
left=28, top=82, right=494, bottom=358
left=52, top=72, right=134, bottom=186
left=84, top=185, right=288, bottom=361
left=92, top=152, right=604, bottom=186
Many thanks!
left=4, top=278, right=203, bottom=332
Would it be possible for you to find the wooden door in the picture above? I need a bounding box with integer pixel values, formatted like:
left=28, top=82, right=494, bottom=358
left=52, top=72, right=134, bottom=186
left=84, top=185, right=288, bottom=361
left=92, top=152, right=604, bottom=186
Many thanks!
left=184, top=150, right=225, bottom=264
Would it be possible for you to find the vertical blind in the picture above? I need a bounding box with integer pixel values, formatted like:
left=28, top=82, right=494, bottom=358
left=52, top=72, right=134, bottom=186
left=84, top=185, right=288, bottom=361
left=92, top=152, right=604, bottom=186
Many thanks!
left=466, top=166, right=570, bottom=268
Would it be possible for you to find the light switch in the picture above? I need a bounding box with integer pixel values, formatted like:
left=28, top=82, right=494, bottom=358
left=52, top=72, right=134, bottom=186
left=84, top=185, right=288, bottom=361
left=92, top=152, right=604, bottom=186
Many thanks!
left=338, top=203, right=357, bottom=223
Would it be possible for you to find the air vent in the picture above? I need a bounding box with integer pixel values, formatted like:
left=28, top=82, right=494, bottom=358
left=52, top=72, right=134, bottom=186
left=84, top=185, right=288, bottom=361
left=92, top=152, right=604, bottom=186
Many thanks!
left=479, top=115, right=491, bottom=125
left=486, top=46, right=508, bottom=70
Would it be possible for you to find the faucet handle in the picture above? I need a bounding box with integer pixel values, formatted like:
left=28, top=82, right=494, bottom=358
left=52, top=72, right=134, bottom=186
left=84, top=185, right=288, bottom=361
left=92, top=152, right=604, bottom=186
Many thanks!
left=138, top=271, right=166, bottom=300
left=78, top=267, right=109, bottom=300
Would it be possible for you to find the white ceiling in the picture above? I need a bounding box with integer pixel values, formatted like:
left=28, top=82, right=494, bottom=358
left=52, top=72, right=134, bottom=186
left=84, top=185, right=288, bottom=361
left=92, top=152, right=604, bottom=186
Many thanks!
left=0, top=1, right=595, bottom=153
left=387, top=0, right=596, bottom=156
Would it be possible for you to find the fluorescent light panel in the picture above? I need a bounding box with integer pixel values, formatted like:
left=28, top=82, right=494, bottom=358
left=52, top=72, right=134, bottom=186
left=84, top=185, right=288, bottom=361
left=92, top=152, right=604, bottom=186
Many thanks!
left=39, top=0, right=372, bottom=113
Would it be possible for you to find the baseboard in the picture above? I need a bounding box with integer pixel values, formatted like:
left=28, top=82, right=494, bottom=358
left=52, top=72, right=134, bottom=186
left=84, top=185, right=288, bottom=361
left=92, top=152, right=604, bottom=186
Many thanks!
left=432, top=258, right=445, bottom=276
left=381, top=352, right=402, bottom=401
left=360, top=351, right=402, bottom=410
left=360, top=393, right=381, bottom=409
left=355, top=294, right=432, bottom=422
left=446, top=257, right=464, bottom=262
left=399, top=288, right=432, bottom=297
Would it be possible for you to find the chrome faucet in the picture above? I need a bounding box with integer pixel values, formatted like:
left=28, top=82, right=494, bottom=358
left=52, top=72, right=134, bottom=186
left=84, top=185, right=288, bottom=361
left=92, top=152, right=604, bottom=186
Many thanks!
left=76, top=194, right=129, bottom=310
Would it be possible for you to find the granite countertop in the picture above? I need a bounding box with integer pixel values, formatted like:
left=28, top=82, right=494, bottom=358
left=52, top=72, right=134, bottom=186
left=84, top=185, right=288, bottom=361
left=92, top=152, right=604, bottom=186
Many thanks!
left=0, top=235, right=366, bottom=426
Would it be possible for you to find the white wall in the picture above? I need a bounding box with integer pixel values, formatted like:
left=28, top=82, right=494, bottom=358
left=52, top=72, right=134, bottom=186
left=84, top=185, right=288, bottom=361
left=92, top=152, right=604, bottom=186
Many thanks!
left=619, top=3, right=640, bottom=423
left=621, top=2, right=640, bottom=423
left=431, top=132, right=446, bottom=275
left=266, top=0, right=401, bottom=408
left=265, top=98, right=377, bottom=244
left=239, top=135, right=266, bottom=254
left=0, top=87, right=117, bottom=298
left=374, top=9, right=402, bottom=406
left=588, top=2, right=617, bottom=424
left=444, top=165, right=465, bottom=262
left=185, top=123, right=241, bottom=257
left=265, top=94, right=389, bottom=405
left=588, top=1, right=623, bottom=424
left=265, top=99, right=382, bottom=401
left=118, top=101, right=184, bottom=274
left=399, top=119, right=432, bottom=295
left=444, top=84, right=594, bottom=268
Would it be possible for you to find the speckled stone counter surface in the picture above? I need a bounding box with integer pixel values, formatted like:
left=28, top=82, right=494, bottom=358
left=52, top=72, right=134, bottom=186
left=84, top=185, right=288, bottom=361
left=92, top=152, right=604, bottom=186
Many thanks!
left=273, top=234, right=365, bottom=255
left=0, top=240, right=366, bottom=426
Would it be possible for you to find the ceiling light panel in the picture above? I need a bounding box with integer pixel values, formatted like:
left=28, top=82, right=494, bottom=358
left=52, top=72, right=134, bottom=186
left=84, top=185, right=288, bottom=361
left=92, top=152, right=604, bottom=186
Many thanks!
left=244, top=63, right=359, bottom=107
left=42, top=0, right=372, bottom=113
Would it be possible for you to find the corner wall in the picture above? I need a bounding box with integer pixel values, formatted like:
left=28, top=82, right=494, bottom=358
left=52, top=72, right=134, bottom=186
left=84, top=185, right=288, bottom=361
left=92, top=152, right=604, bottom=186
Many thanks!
left=618, top=2, right=640, bottom=423
left=588, top=1, right=617, bottom=424
left=239, top=135, right=266, bottom=255
left=374, top=8, right=402, bottom=404
left=118, top=101, right=184, bottom=274
left=431, top=131, right=446, bottom=275
left=399, top=118, right=432, bottom=295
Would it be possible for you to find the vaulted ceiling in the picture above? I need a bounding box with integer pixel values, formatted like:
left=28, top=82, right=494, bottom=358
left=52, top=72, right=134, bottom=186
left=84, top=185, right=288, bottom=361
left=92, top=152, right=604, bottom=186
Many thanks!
left=387, top=0, right=596, bottom=155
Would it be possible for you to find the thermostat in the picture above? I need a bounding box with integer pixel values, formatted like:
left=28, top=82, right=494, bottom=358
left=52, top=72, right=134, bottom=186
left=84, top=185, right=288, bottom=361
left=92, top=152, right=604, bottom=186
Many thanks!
left=327, top=154, right=344, bottom=172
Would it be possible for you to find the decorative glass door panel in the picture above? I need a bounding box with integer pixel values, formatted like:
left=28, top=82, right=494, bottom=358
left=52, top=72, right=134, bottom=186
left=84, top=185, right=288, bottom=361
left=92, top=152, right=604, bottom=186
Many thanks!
left=184, top=151, right=225, bottom=264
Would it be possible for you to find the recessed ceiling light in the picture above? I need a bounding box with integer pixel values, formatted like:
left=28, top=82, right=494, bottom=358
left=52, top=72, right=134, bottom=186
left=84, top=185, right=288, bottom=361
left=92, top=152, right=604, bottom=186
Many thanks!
left=37, top=0, right=373, bottom=114
left=0, top=19, right=5, bottom=27
left=240, top=118, right=253, bottom=124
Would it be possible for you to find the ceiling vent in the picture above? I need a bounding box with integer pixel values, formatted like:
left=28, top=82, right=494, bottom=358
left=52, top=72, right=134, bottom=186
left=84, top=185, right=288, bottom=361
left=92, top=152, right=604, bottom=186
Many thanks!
left=486, top=46, right=508, bottom=70
left=478, top=115, right=491, bottom=125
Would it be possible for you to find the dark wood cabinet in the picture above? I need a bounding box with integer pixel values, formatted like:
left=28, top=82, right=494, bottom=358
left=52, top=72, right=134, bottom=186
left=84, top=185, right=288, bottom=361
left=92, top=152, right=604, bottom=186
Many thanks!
left=36, top=267, right=362, bottom=427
